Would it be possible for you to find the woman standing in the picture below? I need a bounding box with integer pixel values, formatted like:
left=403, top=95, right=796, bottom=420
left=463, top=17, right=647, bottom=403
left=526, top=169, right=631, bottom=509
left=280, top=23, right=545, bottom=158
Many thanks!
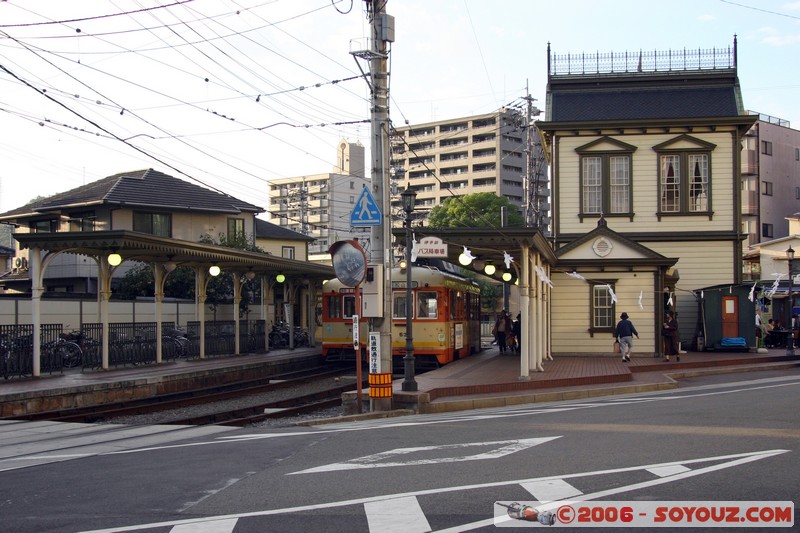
left=662, top=310, right=680, bottom=362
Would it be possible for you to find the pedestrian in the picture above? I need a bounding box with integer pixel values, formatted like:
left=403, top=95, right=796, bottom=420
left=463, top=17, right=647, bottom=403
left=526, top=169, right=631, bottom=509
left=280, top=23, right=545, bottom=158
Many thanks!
left=512, top=313, right=522, bottom=352
left=756, top=313, right=768, bottom=345
left=613, top=312, right=639, bottom=363
left=662, top=310, right=680, bottom=361
left=493, top=310, right=513, bottom=354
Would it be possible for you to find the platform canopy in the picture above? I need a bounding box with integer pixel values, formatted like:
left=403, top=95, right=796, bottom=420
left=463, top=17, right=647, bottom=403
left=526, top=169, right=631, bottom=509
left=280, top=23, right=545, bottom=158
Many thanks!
left=13, top=230, right=333, bottom=376
left=13, top=230, right=333, bottom=280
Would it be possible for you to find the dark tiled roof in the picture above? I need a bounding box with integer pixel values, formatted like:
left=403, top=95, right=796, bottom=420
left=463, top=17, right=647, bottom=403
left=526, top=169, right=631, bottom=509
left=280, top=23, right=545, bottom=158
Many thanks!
left=0, top=169, right=263, bottom=218
left=254, top=218, right=314, bottom=242
left=545, top=66, right=746, bottom=124
left=551, top=86, right=739, bottom=122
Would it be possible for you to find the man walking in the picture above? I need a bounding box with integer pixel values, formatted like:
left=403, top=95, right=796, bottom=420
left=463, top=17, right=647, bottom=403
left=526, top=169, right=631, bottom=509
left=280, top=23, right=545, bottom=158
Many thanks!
left=613, top=312, right=639, bottom=363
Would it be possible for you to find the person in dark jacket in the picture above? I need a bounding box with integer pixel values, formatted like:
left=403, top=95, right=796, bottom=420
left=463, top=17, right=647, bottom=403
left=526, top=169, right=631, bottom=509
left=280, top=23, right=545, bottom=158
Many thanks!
left=512, top=313, right=522, bottom=352
left=613, top=312, right=639, bottom=363
left=662, top=310, right=679, bottom=361
left=493, top=310, right=513, bottom=353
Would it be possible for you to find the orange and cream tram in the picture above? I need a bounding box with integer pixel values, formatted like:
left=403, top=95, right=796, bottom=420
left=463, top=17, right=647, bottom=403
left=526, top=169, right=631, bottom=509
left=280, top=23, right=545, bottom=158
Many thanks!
left=321, top=264, right=481, bottom=367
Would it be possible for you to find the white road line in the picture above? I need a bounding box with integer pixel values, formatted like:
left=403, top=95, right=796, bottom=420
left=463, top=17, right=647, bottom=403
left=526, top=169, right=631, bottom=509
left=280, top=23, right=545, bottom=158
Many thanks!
left=290, top=437, right=560, bottom=474
left=520, top=479, right=583, bottom=503
left=77, top=449, right=788, bottom=533
left=170, top=518, right=237, bottom=532
left=365, top=496, right=430, bottom=533
left=432, top=449, right=791, bottom=533
left=118, top=378, right=800, bottom=452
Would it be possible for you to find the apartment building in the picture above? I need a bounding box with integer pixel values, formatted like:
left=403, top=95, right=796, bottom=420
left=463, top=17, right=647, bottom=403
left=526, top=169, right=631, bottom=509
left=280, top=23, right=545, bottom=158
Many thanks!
left=741, top=112, right=800, bottom=280
left=389, top=109, right=549, bottom=230
left=267, top=140, right=370, bottom=260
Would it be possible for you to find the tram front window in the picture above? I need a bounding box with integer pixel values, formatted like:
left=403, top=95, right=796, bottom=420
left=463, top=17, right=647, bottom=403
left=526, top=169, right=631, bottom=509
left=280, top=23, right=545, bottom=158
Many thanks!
left=343, top=295, right=356, bottom=318
left=327, top=295, right=342, bottom=319
left=418, top=291, right=438, bottom=319
left=392, top=293, right=408, bottom=319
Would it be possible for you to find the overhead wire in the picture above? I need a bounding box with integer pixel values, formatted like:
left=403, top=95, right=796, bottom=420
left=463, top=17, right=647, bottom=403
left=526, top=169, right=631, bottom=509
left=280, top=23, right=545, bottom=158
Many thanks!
left=1, top=1, right=371, bottom=199
left=0, top=29, right=364, bottom=199
left=0, top=0, right=196, bottom=28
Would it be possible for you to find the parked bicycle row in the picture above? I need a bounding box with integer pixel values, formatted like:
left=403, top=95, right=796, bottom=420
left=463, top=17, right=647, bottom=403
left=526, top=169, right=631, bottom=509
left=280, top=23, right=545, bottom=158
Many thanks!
left=268, top=321, right=310, bottom=349
left=1, top=320, right=309, bottom=380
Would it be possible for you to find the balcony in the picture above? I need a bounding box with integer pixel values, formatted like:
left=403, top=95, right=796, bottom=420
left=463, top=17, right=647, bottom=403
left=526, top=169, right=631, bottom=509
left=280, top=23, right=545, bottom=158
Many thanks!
left=308, top=213, right=329, bottom=224
left=741, top=150, right=758, bottom=175
left=741, top=190, right=758, bottom=216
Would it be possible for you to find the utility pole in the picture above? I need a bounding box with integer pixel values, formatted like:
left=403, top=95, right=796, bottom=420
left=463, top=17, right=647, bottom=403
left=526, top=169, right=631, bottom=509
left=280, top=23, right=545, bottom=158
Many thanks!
left=522, top=85, right=536, bottom=227
left=521, top=84, right=542, bottom=228
left=352, top=0, right=394, bottom=411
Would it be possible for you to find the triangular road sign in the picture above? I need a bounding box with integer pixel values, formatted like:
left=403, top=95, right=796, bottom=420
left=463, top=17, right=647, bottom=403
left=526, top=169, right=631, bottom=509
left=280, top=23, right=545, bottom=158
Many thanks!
left=350, top=186, right=382, bottom=226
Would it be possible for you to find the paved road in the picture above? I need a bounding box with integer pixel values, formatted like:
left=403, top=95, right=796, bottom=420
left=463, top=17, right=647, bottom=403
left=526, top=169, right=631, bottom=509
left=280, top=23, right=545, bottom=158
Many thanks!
left=1, top=368, right=798, bottom=532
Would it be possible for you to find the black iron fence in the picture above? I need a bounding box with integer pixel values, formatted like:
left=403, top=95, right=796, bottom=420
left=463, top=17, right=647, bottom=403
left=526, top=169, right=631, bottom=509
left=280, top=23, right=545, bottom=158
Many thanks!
left=186, top=320, right=266, bottom=357
left=0, top=320, right=267, bottom=379
left=1, top=323, right=70, bottom=379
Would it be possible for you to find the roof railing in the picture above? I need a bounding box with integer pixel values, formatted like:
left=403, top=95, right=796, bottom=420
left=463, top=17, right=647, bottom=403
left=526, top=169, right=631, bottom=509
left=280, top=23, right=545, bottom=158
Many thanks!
left=548, top=38, right=737, bottom=78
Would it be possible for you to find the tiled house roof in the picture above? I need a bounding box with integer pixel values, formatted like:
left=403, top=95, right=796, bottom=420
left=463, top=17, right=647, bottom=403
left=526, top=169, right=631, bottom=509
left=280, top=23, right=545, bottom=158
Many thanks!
left=550, top=83, right=741, bottom=122
left=254, top=218, right=314, bottom=242
left=0, top=169, right=263, bottom=218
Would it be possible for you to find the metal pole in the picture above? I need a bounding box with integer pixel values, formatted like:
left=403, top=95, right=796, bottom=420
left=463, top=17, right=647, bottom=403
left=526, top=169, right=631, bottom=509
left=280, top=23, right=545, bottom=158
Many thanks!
left=402, top=209, right=417, bottom=391
left=366, top=0, right=393, bottom=410
left=787, top=247, right=795, bottom=356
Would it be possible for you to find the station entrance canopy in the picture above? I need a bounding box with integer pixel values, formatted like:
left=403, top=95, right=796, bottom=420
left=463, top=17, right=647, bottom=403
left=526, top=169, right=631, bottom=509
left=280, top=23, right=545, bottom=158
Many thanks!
left=393, top=226, right=557, bottom=376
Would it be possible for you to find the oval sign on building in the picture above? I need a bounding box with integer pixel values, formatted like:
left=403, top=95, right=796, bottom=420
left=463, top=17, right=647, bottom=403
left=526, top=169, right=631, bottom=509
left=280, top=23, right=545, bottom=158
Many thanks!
left=329, top=239, right=367, bottom=287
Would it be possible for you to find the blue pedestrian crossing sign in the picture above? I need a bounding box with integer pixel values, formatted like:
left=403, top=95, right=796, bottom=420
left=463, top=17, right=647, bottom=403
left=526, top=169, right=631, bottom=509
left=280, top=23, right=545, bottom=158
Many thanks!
left=350, top=186, right=382, bottom=226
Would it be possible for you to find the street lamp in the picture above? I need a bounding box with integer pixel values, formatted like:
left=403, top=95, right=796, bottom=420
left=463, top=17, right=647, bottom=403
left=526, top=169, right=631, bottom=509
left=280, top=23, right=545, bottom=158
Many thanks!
left=401, top=187, right=417, bottom=391
left=787, top=246, right=795, bottom=356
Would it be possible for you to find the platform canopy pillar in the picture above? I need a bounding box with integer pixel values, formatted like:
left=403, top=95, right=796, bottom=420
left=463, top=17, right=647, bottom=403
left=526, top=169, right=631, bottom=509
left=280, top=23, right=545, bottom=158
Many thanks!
left=519, top=246, right=531, bottom=379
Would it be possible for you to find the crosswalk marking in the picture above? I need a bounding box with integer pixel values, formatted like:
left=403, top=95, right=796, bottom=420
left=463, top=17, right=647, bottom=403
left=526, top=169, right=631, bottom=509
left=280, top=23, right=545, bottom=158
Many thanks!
left=365, top=496, right=430, bottom=533
left=171, top=518, right=237, bottom=532
left=521, top=479, right=583, bottom=503
left=647, top=464, right=691, bottom=477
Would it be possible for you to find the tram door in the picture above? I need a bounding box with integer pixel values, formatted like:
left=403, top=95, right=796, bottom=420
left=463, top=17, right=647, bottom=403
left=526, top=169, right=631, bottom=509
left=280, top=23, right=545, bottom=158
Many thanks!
left=721, top=296, right=739, bottom=338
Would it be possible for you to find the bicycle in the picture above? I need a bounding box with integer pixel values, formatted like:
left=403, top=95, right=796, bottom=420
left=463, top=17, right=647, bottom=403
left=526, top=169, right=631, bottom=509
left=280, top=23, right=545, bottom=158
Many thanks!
left=293, top=327, right=310, bottom=347
left=268, top=323, right=290, bottom=349
left=43, top=334, right=83, bottom=369
left=1, top=334, right=11, bottom=379
left=162, top=326, right=189, bottom=359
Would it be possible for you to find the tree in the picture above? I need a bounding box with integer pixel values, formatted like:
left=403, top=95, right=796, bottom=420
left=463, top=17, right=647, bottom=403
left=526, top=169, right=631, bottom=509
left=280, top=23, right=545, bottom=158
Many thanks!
left=477, top=279, right=503, bottom=312
left=114, top=263, right=195, bottom=300
left=427, top=192, right=525, bottom=229
left=459, top=270, right=503, bottom=313
left=114, top=231, right=263, bottom=316
left=197, top=232, right=263, bottom=317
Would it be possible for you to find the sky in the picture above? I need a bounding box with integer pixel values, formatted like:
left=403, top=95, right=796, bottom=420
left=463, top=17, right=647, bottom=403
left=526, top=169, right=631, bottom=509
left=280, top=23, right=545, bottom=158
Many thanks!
left=1, top=0, right=800, bottom=217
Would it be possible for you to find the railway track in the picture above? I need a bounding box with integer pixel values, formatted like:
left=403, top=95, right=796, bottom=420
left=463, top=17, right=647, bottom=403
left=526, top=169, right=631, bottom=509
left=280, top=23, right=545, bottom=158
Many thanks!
left=5, top=364, right=363, bottom=426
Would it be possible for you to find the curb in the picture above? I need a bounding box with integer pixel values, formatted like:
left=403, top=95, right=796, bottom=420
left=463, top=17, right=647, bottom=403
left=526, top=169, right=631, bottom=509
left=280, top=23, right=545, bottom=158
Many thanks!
left=315, top=361, right=800, bottom=424
left=294, top=409, right=415, bottom=426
